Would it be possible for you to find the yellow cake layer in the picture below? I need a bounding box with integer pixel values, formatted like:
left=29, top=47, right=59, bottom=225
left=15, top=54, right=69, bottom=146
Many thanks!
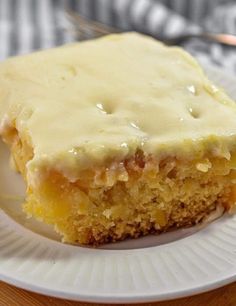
left=25, top=157, right=236, bottom=245
left=0, top=33, right=236, bottom=245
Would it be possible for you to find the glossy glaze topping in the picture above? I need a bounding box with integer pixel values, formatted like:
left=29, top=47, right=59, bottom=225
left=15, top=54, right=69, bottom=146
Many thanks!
left=0, top=33, right=236, bottom=181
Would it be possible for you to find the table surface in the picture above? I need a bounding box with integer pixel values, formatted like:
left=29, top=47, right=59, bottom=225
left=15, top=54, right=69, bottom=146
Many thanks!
left=0, top=281, right=235, bottom=306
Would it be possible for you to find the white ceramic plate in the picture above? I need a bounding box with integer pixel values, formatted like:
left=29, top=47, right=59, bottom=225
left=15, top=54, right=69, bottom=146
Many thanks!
left=0, top=65, right=236, bottom=303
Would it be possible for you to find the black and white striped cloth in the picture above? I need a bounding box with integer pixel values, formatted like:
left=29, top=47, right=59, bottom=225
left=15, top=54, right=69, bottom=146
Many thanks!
left=0, top=0, right=236, bottom=74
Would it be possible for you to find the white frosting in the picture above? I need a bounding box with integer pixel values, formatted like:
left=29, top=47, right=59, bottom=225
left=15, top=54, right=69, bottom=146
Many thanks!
left=0, top=32, right=236, bottom=181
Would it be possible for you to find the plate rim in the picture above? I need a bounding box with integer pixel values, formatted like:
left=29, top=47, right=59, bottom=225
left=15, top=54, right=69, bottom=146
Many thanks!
left=1, top=258, right=236, bottom=303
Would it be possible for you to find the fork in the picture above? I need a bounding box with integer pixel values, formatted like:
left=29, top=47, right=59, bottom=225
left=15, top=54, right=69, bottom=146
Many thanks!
left=66, top=8, right=236, bottom=46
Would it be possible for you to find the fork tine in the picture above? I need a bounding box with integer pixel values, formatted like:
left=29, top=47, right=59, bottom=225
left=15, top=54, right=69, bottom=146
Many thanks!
left=65, top=8, right=120, bottom=39
left=66, top=14, right=106, bottom=39
left=70, top=21, right=108, bottom=40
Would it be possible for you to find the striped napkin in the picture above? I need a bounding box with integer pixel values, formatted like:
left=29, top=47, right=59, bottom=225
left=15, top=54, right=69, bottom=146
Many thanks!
left=0, top=0, right=235, bottom=74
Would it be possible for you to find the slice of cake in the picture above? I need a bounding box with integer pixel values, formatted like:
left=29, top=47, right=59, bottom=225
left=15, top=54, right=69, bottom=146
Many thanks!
left=0, top=33, right=236, bottom=245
